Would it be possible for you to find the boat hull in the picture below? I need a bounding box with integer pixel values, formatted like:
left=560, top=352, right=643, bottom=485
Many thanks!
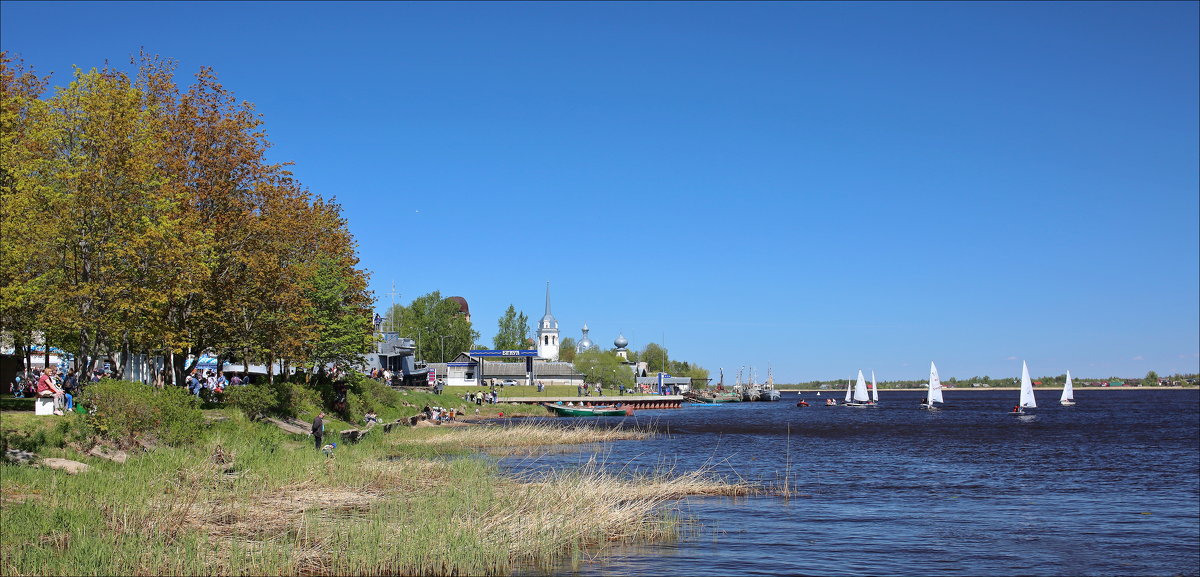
left=544, top=403, right=632, bottom=417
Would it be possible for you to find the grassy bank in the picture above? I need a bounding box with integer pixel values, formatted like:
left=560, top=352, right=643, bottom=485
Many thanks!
left=1, top=403, right=751, bottom=576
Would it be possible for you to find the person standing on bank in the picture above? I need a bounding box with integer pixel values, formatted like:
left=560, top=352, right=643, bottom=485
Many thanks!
left=311, top=412, right=325, bottom=450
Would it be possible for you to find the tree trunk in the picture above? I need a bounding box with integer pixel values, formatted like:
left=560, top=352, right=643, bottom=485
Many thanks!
left=15, top=336, right=27, bottom=373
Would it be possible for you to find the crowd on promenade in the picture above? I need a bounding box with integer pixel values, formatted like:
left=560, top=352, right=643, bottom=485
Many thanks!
left=7, top=366, right=96, bottom=415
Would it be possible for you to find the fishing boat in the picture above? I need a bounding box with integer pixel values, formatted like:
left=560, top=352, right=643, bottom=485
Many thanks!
left=920, top=362, right=943, bottom=409
left=1060, top=370, right=1076, bottom=406
left=684, top=391, right=741, bottom=404
left=758, top=366, right=781, bottom=401
left=739, top=368, right=761, bottom=402
left=1011, top=361, right=1036, bottom=415
left=844, top=370, right=871, bottom=407
left=544, top=403, right=632, bottom=417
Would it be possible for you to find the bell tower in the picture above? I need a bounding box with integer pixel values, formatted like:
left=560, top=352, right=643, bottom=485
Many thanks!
left=536, top=282, right=560, bottom=361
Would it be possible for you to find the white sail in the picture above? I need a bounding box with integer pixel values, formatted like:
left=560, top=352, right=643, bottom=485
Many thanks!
left=1019, top=361, right=1037, bottom=408
left=1061, top=370, right=1074, bottom=404
left=853, top=371, right=870, bottom=402
left=928, top=362, right=944, bottom=404
left=870, top=370, right=879, bottom=403
left=844, top=377, right=853, bottom=403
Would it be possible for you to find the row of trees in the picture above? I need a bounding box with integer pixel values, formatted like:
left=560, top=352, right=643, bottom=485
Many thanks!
left=0, top=52, right=374, bottom=384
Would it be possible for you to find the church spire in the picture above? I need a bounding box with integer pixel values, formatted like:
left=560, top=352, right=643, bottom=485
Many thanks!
left=540, top=282, right=557, bottom=329
left=537, top=281, right=560, bottom=361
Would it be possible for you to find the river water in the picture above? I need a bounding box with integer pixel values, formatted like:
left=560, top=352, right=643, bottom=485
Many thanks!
left=504, top=389, right=1200, bottom=576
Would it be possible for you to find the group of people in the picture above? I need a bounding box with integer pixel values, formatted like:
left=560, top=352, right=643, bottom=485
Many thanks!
left=466, top=390, right=498, bottom=405
left=10, top=366, right=79, bottom=415
left=368, top=367, right=395, bottom=384
left=422, top=405, right=457, bottom=423
left=185, top=370, right=252, bottom=399
left=576, top=383, right=605, bottom=397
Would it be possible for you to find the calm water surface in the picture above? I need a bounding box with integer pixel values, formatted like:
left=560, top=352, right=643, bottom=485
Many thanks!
left=504, top=389, right=1200, bottom=576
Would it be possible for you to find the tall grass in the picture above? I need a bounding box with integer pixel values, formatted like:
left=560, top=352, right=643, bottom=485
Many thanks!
left=1, top=410, right=749, bottom=575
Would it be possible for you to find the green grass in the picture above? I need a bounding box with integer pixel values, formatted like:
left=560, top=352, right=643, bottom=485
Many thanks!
left=1, top=404, right=749, bottom=576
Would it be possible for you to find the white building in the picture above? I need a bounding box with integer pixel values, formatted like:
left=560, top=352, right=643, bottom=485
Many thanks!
left=536, top=282, right=560, bottom=361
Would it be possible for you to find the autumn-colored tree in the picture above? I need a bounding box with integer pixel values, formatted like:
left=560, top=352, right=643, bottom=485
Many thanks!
left=0, top=53, right=50, bottom=370
left=1, top=52, right=373, bottom=384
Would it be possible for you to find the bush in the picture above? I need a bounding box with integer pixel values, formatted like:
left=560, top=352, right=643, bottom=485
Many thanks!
left=345, top=391, right=369, bottom=423
left=225, top=381, right=324, bottom=421
left=80, top=380, right=204, bottom=448
left=358, top=377, right=401, bottom=408
left=225, top=383, right=277, bottom=420
left=281, top=382, right=323, bottom=417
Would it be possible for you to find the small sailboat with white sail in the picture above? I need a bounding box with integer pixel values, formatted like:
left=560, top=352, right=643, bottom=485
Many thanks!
left=1011, top=360, right=1037, bottom=415
left=920, top=362, right=943, bottom=409
left=844, top=370, right=871, bottom=407
left=1060, top=370, right=1075, bottom=406
left=869, top=370, right=880, bottom=406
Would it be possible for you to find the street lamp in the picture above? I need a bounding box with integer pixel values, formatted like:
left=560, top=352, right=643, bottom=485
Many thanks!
left=439, top=335, right=450, bottom=363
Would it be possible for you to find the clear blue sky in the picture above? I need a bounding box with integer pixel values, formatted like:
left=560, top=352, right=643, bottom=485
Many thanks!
left=4, top=1, right=1197, bottom=382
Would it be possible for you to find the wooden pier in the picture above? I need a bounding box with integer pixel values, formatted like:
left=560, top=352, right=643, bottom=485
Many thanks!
left=498, top=395, right=684, bottom=410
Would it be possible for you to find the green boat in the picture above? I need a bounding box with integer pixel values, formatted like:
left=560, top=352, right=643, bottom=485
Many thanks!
left=544, top=403, right=632, bottom=417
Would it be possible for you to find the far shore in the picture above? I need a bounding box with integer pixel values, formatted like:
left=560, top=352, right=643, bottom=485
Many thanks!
left=778, top=386, right=1196, bottom=392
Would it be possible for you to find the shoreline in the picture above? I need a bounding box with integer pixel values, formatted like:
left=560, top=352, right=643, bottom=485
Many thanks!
left=779, top=386, right=1195, bottom=392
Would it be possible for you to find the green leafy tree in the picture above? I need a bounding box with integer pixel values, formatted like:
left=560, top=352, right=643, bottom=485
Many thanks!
left=492, top=305, right=530, bottom=352
left=1143, top=370, right=1160, bottom=387
left=386, top=291, right=478, bottom=363
left=641, top=343, right=668, bottom=373
left=572, top=349, right=633, bottom=390
left=305, top=256, right=374, bottom=371
left=558, top=337, right=576, bottom=362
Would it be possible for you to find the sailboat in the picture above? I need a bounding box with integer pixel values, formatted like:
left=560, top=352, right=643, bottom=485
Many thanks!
left=921, top=362, right=943, bottom=409
left=1012, top=360, right=1037, bottom=415
left=869, top=370, right=880, bottom=405
left=845, top=370, right=871, bottom=407
left=1060, top=370, right=1075, bottom=406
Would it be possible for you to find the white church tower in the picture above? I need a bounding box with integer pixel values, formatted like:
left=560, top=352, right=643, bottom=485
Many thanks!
left=537, top=282, right=560, bottom=361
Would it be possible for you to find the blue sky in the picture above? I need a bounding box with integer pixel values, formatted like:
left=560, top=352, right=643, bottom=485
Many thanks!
left=3, top=1, right=1197, bottom=382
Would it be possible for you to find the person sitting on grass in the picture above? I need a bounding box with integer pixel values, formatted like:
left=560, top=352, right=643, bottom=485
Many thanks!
left=364, top=410, right=379, bottom=425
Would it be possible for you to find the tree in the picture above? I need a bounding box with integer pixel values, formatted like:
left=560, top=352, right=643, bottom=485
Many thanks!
left=0, top=53, right=51, bottom=372
left=572, top=349, right=633, bottom=390
left=1, top=52, right=373, bottom=386
left=492, top=305, right=529, bottom=352
left=557, top=337, right=576, bottom=363
left=386, top=291, right=478, bottom=363
left=1143, top=370, right=1160, bottom=387
left=305, top=256, right=374, bottom=371
left=641, top=343, right=668, bottom=373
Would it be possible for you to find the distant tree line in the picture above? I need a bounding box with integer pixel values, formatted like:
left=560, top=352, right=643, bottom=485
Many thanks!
left=787, top=370, right=1199, bottom=389
left=0, top=52, right=374, bottom=384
